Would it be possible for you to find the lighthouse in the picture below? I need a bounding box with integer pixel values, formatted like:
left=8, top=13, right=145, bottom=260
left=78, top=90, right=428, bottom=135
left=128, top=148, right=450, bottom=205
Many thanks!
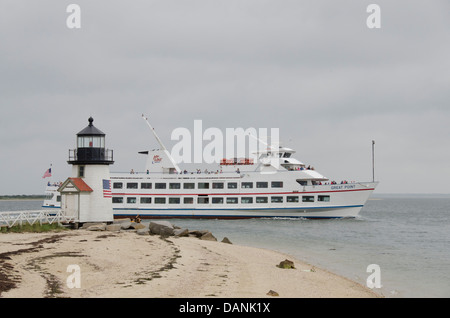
left=59, top=117, right=114, bottom=223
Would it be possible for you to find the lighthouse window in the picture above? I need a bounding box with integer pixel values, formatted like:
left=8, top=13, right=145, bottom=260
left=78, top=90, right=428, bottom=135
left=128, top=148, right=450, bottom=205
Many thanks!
left=241, top=182, right=253, bottom=189
left=271, top=181, right=283, bottom=188
left=302, top=196, right=315, bottom=202
left=127, top=183, right=138, bottom=189
left=169, top=183, right=181, bottom=189
left=227, top=182, right=238, bottom=189
left=140, top=197, right=151, bottom=204
left=184, top=183, right=195, bottom=189
left=155, top=183, right=167, bottom=189
left=112, top=197, right=123, bottom=204
left=198, top=182, right=209, bottom=189
left=287, top=196, right=299, bottom=203
left=183, top=197, right=194, bottom=204
left=271, top=196, right=283, bottom=203
left=78, top=166, right=85, bottom=178
left=113, top=182, right=123, bottom=189
left=241, top=197, right=253, bottom=204
left=127, top=197, right=137, bottom=204
left=169, top=197, right=180, bottom=204
left=256, top=197, right=268, bottom=203
left=226, top=197, right=238, bottom=204
left=155, top=197, right=166, bottom=204
left=141, top=183, right=152, bottom=189
left=212, top=182, right=224, bottom=189
left=256, top=182, right=268, bottom=188
left=212, top=197, right=224, bottom=204
left=318, top=195, right=330, bottom=202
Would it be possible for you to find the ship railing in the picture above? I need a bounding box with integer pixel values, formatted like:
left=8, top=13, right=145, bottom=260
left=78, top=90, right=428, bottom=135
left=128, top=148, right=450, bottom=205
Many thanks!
left=0, top=210, right=77, bottom=228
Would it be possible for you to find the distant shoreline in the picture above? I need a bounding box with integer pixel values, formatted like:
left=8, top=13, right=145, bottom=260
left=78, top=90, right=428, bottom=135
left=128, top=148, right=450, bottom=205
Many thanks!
left=0, top=196, right=44, bottom=201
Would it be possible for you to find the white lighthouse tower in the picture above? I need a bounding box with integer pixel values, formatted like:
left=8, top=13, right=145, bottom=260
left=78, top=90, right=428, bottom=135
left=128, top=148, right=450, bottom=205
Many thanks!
left=59, top=117, right=114, bottom=223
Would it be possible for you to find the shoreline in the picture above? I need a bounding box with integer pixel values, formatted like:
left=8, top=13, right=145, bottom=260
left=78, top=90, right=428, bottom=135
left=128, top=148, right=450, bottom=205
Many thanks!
left=0, top=229, right=381, bottom=298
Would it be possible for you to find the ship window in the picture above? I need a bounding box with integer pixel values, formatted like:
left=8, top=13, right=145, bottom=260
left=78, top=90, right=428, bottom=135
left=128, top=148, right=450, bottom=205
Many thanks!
left=127, top=197, right=137, bottom=204
left=296, top=180, right=307, bottom=186
left=212, top=182, right=224, bottom=189
left=169, top=197, right=180, bottom=204
left=241, top=182, right=253, bottom=189
left=155, top=183, right=166, bottom=189
left=155, top=197, right=166, bottom=204
left=256, top=197, right=268, bottom=203
left=227, top=182, right=238, bottom=189
left=271, top=196, right=283, bottom=203
left=256, top=182, right=268, bottom=188
left=198, top=197, right=209, bottom=204
left=198, top=182, right=209, bottom=189
left=287, top=196, right=299, bottom=203
left=141, top=183, right=152, bottom=189
left=183, top=183, right=195, bottom=189
left=302, top=196, right=314, bottom=202
left=113, top=182, right=123, bottom=189
left=140, top=197, right=151, bottom=204
left=241, top=197, right=253, bottom=204
left=212, top=197, right=224, bottom=204
left=271, top=181, right=283, bottom=188
left=127, top=183, right=138, bottom=189
left=169, top=183, right=181, bottom=189
left=318, top=195, right=330, bottom=202
left=226, top=197, right=238, bottom=204
left=112, top=197, right=123, bottom=204
left=183, top=197, right=194, bottom=204
left=56, top=195, right=61, bottom=202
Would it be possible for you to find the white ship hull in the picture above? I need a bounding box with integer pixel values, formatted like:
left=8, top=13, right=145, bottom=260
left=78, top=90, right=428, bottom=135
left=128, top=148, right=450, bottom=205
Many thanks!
left=109, top=169, right=377, bottom=219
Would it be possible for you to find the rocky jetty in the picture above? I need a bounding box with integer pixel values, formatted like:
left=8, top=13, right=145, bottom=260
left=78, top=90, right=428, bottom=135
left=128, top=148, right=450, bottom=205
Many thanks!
left=81, top=219, right=230, bottom=243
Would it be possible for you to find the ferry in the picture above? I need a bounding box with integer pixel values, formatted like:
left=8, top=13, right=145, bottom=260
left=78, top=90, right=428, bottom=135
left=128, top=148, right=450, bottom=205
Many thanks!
left=42, top=182, right=62, bottom=208
left=44, top=117, right=378, bottom=219
left=109, top=117, right=377, bottom=219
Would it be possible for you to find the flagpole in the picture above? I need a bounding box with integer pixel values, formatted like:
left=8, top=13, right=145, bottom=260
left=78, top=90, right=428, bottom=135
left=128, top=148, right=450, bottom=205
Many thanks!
left=372, top=140, right=375, bottom=182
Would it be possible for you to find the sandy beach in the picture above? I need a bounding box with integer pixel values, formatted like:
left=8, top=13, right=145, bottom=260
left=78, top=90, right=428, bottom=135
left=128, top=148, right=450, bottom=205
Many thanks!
left=0, top=228, right=380, bottom=298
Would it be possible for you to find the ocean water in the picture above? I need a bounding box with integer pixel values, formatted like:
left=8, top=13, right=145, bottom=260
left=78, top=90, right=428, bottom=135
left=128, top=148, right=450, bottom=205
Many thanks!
left=1, top=196, right=449, bottom=298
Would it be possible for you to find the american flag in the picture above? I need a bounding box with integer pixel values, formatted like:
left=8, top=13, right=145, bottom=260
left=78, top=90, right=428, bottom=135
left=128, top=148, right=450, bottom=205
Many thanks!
left=102, top=179, right=112, bottom=198
left=42, top=168, right=52, bottom=179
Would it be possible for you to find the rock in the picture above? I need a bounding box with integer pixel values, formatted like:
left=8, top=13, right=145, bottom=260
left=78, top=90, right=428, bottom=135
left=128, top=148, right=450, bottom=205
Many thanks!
left=130, top=222, right=146, bottom=230
left=221, top=237, right=232, bottom=244
left=189, top=230, right=210, bottom=238
left=200, top=232, right=217, bottom=241
left=277, top=259, right=295, bottom=269
left=136, top=228, right=150, bottom=235
left=174, top=228, right=189, bottom=237
left=266, top=290, right=279, bottom=297
left=106, top=224, right=121, bottom=232
left=85, top=223, right=106, bottom=231
left=149, top=221, right=174, bottom=236
left=114, top=218, right=131, bottom=223
left=120, top=221, right=132, bottom=230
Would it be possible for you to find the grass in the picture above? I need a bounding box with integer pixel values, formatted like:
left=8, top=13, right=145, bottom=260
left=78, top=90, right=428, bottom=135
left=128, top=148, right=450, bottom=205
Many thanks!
left=0, top=223, right=68, bottom=233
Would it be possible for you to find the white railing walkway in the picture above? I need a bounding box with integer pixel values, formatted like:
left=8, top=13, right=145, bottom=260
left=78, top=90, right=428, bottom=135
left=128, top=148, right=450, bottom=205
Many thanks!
left=0, top=210, right=77, bottom=228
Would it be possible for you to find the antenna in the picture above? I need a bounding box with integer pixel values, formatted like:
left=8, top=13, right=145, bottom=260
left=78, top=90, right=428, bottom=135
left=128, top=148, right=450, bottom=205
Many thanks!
left=141, top=114, right=166, bottom=150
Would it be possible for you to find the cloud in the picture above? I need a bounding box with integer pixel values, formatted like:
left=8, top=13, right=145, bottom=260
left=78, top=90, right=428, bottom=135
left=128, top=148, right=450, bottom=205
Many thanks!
left=0, top=0, right=449, bottom=194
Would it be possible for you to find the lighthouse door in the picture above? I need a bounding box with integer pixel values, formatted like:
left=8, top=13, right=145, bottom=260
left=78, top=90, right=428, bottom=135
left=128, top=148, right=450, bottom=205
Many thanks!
left=64, top=193, right=79, bottom=220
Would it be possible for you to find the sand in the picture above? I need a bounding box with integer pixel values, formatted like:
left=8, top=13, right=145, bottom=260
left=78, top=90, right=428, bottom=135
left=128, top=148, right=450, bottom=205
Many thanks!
left=0, top=229, right=381, bottom=298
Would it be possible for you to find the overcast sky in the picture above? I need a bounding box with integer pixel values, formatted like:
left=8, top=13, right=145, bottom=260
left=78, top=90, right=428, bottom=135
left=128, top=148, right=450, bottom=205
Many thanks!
left=0, top=0, right=449, bottom=195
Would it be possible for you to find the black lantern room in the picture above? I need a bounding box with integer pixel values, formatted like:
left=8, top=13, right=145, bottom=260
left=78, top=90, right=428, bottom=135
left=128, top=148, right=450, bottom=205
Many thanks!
left=68, top=117, right=114, bottom=165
